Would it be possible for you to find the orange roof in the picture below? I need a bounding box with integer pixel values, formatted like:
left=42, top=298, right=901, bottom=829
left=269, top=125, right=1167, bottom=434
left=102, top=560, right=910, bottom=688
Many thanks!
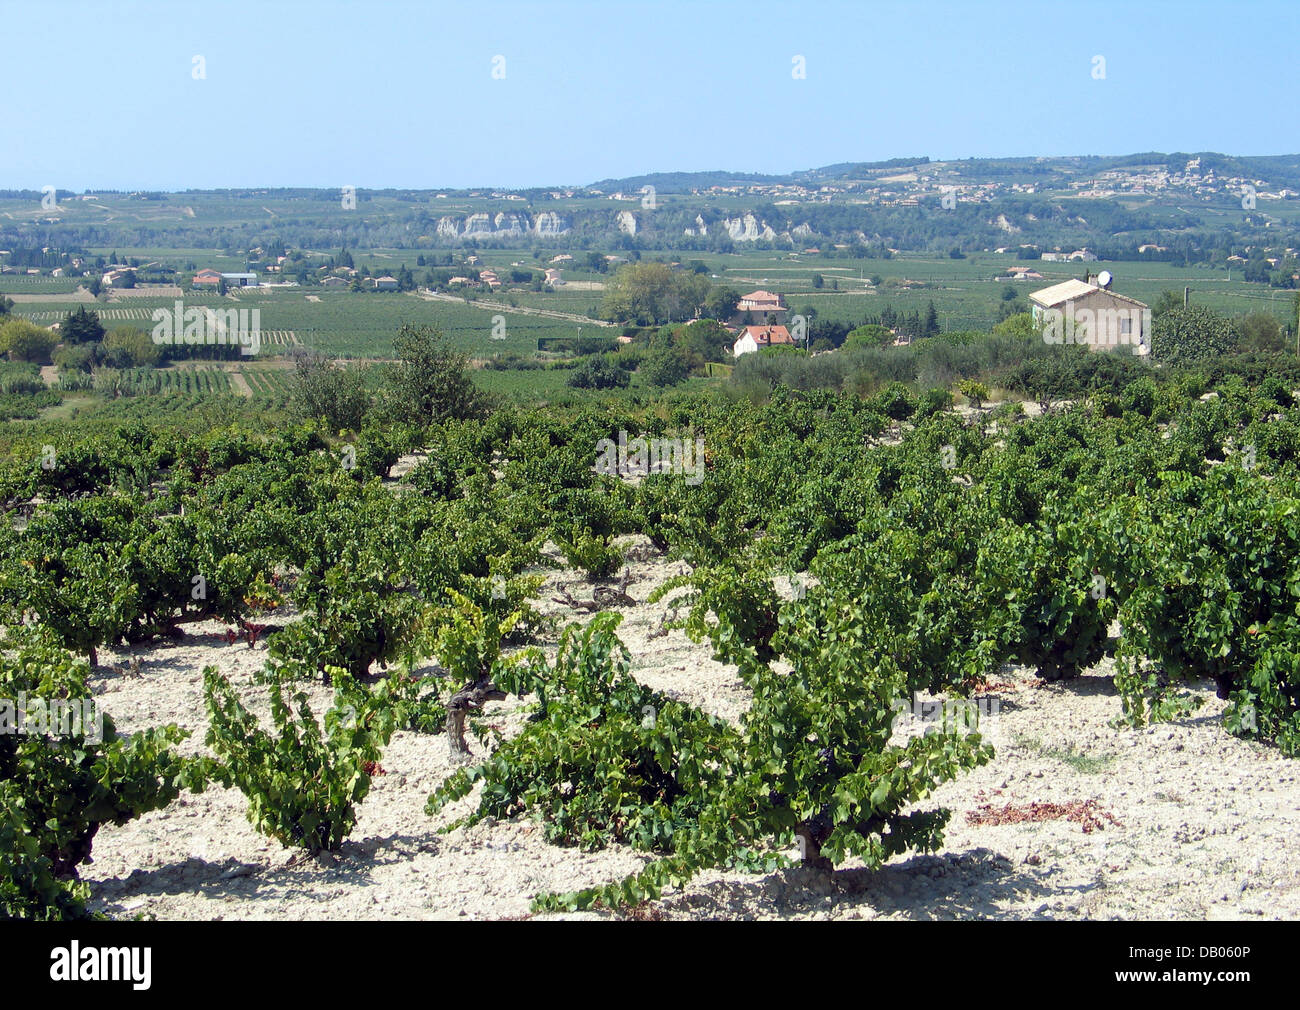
left=741, top=325, right=792, bottom=345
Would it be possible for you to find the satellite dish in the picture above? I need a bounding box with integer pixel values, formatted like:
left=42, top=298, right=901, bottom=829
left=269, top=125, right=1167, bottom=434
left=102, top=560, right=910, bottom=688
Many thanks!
left=1096, top=270, right=1113, bottom=289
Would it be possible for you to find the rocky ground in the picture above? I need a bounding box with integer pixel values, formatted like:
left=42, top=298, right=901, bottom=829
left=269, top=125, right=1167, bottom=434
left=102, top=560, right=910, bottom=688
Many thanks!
left=82, top=535, right=1300, bottom=921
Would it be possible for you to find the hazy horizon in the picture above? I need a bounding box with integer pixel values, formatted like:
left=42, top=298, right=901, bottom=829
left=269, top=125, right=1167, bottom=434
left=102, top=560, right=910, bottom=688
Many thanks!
left=8, top=148, right=1300, bottom=196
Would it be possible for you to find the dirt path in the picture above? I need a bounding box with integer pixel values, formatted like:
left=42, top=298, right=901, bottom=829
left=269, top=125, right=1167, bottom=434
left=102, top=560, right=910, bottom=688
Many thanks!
left=226, top=370, right=253, bottom=397
left=39, top=365, right=59, bottom=387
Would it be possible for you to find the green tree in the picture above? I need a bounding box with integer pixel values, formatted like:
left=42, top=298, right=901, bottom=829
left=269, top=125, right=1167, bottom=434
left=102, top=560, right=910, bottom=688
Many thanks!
left=288, top=354, right=371, bottom=431
left=677, top=319, right=735, bottom=363
left=843, top=324, right=894, bottom=349
left=1150, top=305, right=1236, bottom=365
left=380, top=324, right=487, bottom=425
left=1151, top=289, right=1184, bottom=317
left=992, top=311, right=1038, bottom=341
left=0, top=319, right=57, bottom=363
left=61, top=306, right=104, bottom=345
left=567, top=356, right=629, bottom=390
left=641, top=346, right=692, bottom=386
left=100, top=326, right=162, bottom=368
left=600, top=262, right=712, bottom=325
left=701, top=285, right=739, bottom=321
left=1235, top=311, right=1285, bottom=353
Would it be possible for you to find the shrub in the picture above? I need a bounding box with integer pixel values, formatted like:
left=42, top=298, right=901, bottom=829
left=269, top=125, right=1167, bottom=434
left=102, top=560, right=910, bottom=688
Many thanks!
left=430, top=614, right=737, bottom=859
left=101, top=327, right=162, bottom=368
left=872, top=381, right=915, bottom=420
left=567, top=356, right=629, bottom=390
left=0, top=786, right=93, bottom=921
left=916, top=387, right=954, bottom=418
left=453, top=561, right=993, bottom=911
left=0, top=626, right=193, bottom=896
left=1088, top=465, right=1300, bottom=752
left=1259, top=375, right=1295, bottom=409
left=1121, top=376, right=1159, bottom=417
left=0, top=320, right=57, bottom=363
left=53, top=343, right=98, bottom=372
left=202, top=663, right=397, bottom=853
left=555, top=526, right=624, bottom=579
left=289, top=352, right=370, bottom=431
left=957, top=379, right=990, bottom=408
left=1150, top=305, right=1237, bottom=365
left=641, top=346, right=691, bottom=387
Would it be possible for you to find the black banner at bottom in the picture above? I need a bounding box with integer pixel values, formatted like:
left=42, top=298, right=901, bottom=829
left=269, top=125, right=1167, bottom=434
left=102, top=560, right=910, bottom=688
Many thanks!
left=0, top=919, right=1285, bottom=996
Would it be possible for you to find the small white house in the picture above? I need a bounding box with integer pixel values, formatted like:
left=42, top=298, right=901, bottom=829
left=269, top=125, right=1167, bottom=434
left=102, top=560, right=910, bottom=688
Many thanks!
left=733, top=324, right=794, bottom=357
left=1030, top=276, right=1149, bottom=353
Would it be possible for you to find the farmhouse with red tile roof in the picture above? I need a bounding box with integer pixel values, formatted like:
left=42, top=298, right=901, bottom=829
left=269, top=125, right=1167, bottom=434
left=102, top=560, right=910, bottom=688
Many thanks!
left=738, top=289, right=784, bottom=313
left=733, top=324, right=793, bottom=357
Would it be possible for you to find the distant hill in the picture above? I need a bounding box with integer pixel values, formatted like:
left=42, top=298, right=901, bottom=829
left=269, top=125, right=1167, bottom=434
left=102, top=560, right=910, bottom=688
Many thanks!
left=590, top=153, right=1300, bottom=192
left=588, top=158, right=932, bottom=192
left=4, top=151, right=1298, bottom=262
left=585, top=170, right=787, bottom=193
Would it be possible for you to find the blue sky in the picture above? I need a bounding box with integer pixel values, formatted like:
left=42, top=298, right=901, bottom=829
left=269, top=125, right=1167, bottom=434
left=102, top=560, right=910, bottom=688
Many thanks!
left=5, top=0, right=1297, bottom=191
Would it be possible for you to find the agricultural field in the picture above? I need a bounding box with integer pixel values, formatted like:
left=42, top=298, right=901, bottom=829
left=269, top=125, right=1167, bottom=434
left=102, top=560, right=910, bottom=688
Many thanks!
left=685, top=251, right=1293, bottom=332
left=8, top=364, right=1300, bottom=928
left=6, top=288, right=585, bottom=358
left=3, top=172, right=1300, bottom=942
